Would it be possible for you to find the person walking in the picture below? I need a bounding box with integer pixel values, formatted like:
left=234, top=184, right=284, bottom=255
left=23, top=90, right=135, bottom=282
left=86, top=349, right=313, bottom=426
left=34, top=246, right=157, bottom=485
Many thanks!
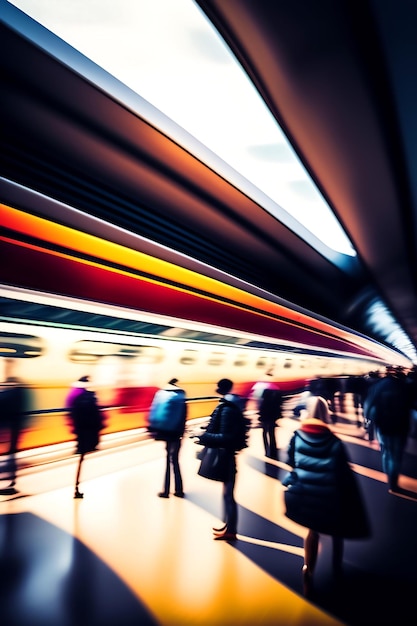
left=66, top=375, right=104, bottom=499
left=363, top=366, right=412, bottom=492
left=148, top=378, right=187, bottom=498
left=282, top=395, right=370, bottom=596
left=196, top=378, right=249, bottom=541
left=0, top=370, right=29, bottom=491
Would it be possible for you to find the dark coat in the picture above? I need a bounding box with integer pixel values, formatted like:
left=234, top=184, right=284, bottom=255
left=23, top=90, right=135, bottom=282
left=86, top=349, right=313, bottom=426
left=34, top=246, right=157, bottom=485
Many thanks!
left=199, top=398, right=248, bottom=452
left=363, top=374, right=411, bottom=436
left=259, top=388, right=283, bottom=423
left=0, top=380, right=29, bottom=434
left=67, top=387, right=103, bottom=455
left=283, top=421, right=370, bottom=538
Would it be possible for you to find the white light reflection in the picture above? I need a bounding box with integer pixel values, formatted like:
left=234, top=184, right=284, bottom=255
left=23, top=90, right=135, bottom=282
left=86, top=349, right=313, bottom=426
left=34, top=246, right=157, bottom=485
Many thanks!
left=8, top=0, right=356, bottom=257
left=366, top=301, right=417, bottom=363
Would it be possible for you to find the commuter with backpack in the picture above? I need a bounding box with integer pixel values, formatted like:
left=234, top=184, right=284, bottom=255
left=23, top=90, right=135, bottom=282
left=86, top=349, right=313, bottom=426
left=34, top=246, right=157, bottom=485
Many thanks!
left=363, top=366, right=412, bottom=492
left=148, top=378, right=187, bottom=498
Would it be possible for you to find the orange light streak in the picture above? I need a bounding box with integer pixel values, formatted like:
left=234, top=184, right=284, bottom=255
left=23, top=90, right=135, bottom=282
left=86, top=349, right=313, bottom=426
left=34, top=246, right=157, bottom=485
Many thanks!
left=0, top=203, right=400, bottom=360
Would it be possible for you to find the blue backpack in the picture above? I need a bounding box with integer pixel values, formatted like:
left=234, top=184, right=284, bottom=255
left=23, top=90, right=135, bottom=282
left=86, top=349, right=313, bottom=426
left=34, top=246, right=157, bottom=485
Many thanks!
left=148, top=388, right=186, bottom=433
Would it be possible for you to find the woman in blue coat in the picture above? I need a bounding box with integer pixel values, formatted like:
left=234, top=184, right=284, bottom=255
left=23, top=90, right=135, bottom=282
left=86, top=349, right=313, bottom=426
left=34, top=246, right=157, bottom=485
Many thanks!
left=282, top=395, right=370, bottom=596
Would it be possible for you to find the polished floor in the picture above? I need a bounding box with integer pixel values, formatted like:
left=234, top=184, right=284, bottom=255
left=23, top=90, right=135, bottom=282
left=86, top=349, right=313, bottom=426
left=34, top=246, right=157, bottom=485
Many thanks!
left=1, top=399, right=417, bottom=626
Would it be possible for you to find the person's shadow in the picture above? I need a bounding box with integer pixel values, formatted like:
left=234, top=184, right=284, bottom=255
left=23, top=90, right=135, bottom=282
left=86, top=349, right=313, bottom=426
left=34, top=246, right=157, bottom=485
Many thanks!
left=189, top=450, right=417, bottom=625
left=0, top=512, right=158, bottom=626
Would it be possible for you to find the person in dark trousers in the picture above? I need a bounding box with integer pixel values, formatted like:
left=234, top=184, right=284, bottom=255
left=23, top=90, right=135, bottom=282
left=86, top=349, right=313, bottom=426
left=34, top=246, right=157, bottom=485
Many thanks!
left=282, top=395, right=370, bottom=597
left=148, top=378, right=187, bottom=498
left=66, top=375, right=104, bottom=499
left=363, top=366, right=412, bottom=492
left=258, top=387, right=282, bottom=459
left=0, top=371, right=29, bottom=491
left=196, top=378, right=249, bottom=541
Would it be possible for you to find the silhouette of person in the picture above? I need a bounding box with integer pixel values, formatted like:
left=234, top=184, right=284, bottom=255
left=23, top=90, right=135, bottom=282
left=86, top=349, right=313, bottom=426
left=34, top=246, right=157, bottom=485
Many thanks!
left=363, top=366, right=412, bottom=492
left=0, top=370, right=29, bottom=491
left=282, top=395, right=370, bottom=596
left=148, top=378, right=187, bottom=498
left=66, top=375, right=104, bottom=499
left=362, top=370, right=381, bottom=440
left=196, top=378, right=249, bottom=541
left=258, top=387, right=283, bottom=459
left=249, top=368, right=276, bottom=412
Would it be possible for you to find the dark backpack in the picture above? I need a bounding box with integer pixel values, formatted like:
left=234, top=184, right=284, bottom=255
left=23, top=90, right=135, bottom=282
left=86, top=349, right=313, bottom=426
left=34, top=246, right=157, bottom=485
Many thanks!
left=72, top=390, right=102, bottom=429
left=259, top=388, right=282, bottom=421
left=224, top=400, right=250, bottom=451
left=372, top=378, right=409, bottom=432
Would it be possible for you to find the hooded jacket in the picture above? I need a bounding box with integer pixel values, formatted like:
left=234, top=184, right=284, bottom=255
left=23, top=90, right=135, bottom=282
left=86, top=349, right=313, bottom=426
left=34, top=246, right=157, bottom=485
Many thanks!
left=283, top=396, right=370, bottom=538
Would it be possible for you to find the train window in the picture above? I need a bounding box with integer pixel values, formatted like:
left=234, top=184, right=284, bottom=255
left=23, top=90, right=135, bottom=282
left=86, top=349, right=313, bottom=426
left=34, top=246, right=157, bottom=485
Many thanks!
left=234, top=353, right=248, bottom=366
left=0, top=333, right=44, bottom=358
left=68, top=341, right=163, bottom=364
left=179, top=349, right=198, bottom=365
left=208, top=351, right=226, bottom=366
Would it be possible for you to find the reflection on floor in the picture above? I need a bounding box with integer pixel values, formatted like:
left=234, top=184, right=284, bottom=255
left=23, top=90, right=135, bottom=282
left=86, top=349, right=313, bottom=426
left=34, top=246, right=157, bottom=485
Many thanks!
left=0, top=512, right=157, bottom=626
left=1, top=402, right=417, bottom=625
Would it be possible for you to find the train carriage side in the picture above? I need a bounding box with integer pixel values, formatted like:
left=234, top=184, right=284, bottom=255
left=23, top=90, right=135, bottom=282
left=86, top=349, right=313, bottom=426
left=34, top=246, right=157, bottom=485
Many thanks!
left=0, top=320, right=385, bottom=452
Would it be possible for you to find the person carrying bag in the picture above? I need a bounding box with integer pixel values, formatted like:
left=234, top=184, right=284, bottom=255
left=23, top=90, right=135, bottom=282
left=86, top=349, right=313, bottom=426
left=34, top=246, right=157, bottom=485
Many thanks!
left=196, top=379, right=249, bottom=541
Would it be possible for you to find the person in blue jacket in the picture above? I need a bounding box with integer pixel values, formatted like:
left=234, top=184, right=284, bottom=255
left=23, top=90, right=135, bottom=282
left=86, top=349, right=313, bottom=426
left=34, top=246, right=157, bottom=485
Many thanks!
left=148, top=378, right=187, bottom=498
left=282, top=395, right=370, bottom=596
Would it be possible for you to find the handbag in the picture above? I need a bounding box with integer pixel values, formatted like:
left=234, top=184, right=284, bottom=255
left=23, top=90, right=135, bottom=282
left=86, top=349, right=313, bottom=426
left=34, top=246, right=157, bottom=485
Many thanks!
left=197, top=446, right=229, bottom=481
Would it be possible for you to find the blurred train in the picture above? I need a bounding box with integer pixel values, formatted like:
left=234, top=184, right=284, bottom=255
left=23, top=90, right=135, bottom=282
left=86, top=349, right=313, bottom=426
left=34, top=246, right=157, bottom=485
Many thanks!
left=0, top=317, right=389, bottom=453
left=1, top=198, right=409, bottom=454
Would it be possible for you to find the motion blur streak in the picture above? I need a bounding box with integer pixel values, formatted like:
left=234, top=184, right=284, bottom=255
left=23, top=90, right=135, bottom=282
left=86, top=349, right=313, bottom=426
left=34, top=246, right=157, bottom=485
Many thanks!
left=0, top=203, right=405, bottom=363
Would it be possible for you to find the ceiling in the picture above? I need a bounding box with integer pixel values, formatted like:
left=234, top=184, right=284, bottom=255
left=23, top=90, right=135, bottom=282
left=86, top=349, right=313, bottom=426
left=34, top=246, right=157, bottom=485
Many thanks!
left=196, top=0, right=417, bottom=356
left=1, top=0, right=417, bottom=361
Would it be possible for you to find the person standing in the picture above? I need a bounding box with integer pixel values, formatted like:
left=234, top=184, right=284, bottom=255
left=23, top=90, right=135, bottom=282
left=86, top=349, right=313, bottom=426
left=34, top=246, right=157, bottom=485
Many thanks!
left=0, top=370, right=29, bottom=491
left=148, top=378, right=187, bottom=498
left=282, top=395, right=370, bottom=596
left=196, top=378, right=249, bottom=541
left=66, top=375, right=104, bottom=499
left=362, top=370, right=381, bottom=440
left=363, top=366, right=412, bottom=492
left=258, top=387, right=283, bottom=459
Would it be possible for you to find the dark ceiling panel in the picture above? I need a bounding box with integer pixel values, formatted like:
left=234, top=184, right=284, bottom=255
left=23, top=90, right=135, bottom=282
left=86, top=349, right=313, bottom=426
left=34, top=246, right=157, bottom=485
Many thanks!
left=196, top=0, right=417, bottom=355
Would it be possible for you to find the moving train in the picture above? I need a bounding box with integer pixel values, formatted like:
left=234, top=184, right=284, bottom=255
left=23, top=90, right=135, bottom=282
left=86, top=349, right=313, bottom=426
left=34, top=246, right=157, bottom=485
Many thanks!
left=1, top=4, right=416, bottom=465
left=0, top=191, right=412, bottom=454
left=0, top=193, right=413, bottom=454
left=0, top=313, right=392, bottom=453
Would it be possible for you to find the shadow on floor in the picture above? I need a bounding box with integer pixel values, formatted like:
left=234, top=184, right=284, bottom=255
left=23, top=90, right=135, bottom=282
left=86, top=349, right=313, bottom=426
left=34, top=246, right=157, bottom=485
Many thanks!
left=0, top=512, right=158, bottom=626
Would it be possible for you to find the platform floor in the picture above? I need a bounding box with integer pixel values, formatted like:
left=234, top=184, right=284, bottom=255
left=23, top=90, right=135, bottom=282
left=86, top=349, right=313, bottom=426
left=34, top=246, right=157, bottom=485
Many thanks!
left=1, top=402, right=417, bottom=626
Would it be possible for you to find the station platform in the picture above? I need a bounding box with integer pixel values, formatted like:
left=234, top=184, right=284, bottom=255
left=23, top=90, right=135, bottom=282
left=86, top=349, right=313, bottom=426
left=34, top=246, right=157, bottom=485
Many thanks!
left=1, top=401, right=417, bottom=626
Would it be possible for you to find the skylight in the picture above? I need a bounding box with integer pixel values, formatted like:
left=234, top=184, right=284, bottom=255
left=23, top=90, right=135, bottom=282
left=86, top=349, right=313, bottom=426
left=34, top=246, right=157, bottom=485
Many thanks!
left=8, top=0, right=356, bottom=257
